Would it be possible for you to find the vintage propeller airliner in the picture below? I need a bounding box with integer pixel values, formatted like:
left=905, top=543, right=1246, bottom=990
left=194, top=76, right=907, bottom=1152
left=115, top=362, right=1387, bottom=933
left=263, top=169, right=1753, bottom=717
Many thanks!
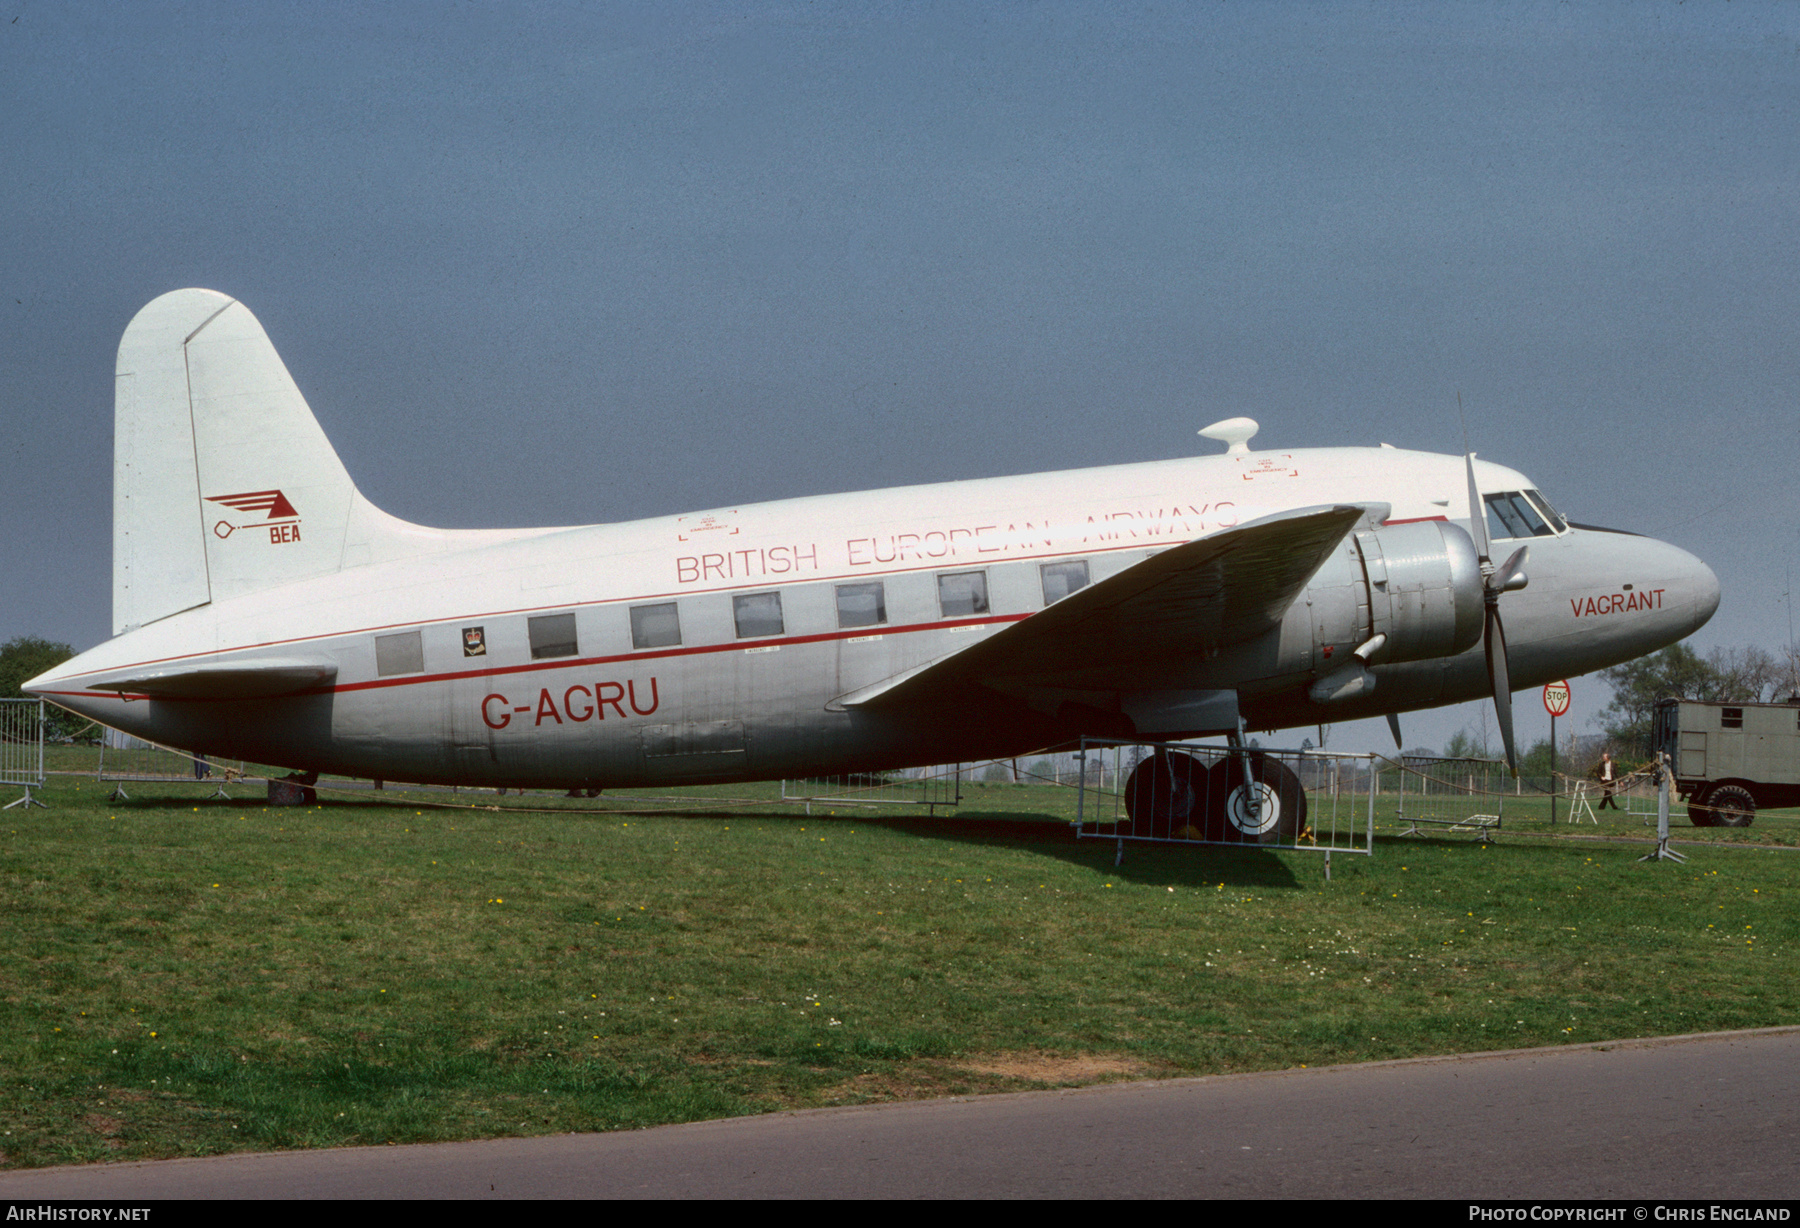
left=27, top=289, right=1719, bottom=837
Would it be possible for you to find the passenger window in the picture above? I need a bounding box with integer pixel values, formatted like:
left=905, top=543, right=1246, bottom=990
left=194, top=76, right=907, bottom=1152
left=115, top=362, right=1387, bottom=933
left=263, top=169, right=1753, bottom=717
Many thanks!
left=1040, top=560, right=1090, bottom=605
left=527, top=613, right=579, bottom=659
left=630, top=602, right=681, bottom=649
left=836, top=582, right=887, bottom=629
left=937, top=570, right=990, bottom=618
left=374, top=630, right=423, bottom=677
left=733, top=591, right=785, bottom=638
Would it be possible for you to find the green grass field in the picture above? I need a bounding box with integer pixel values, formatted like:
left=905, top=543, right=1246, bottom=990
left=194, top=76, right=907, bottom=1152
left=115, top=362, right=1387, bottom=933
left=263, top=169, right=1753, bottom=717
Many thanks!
left=1, top=755, right=1794, bottom=1168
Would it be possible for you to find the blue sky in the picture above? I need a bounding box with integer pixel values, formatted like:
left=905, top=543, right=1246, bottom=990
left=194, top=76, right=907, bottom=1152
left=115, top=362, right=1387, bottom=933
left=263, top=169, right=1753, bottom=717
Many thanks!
left=3, top=1, right=1796, bottom=755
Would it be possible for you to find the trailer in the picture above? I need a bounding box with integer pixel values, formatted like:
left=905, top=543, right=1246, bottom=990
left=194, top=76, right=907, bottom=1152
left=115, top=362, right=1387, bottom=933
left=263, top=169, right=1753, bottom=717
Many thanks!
left=1653, top=697, right=1800, bottom=827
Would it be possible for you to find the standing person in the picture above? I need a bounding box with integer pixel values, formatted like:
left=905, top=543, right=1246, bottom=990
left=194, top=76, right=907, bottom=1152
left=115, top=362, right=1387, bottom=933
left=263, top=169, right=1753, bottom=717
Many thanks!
left=1596, top=751, right=1620, bottom=810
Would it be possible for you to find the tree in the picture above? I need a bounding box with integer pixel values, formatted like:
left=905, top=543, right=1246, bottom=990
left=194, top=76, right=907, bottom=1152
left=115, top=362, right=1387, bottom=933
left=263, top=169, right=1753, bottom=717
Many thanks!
left=1780, top=642, right=1800, bottom=701
left=1443, top=728, right=1490, bottom=760
left=0, top=636, right=71, bottom=700
left=1517, top=737, right=1555, bottom=779
left=1596, top=642, right=1797, bottom=760
left=1595, top=642, right=1730, bottom=758
left=0, top=636, right=89, bottom=741
left=1707, top=645, right=1784, bottom=703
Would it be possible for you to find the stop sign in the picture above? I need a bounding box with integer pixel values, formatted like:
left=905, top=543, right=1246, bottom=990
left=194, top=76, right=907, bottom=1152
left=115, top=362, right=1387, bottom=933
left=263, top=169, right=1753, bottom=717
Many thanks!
left=1543, top=679, right=1571, bottom=718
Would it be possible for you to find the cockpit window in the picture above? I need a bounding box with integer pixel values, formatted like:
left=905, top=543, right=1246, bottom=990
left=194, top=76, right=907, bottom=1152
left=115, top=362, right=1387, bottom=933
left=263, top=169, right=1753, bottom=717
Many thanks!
left=1523, top=489, right=1567, bottom=533
left=1484, top=491, right=1558, bottom=540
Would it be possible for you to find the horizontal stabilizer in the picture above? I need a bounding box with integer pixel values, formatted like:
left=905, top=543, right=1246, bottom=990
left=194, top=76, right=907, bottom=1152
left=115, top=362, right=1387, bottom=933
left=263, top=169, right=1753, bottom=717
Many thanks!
left=84, top=657, right=338, bottom=700
left=839, top=503, right=1374, bottom=711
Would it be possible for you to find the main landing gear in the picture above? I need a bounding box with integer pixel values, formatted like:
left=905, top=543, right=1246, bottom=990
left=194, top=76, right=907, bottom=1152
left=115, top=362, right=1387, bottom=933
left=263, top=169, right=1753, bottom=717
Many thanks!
left=1121, top=739, right=1306, bottom=844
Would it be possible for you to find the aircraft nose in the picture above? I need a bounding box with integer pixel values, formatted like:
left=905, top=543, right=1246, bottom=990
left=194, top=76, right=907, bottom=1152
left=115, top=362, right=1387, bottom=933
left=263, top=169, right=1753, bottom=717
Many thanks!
left=1643, top=534, right=1721, bottom=641
left=1687, top=547, right=1722, bottom=633
left=1628, top=534, right=1720, bottom=639
left=1533, top=527, right=1722, bottom=678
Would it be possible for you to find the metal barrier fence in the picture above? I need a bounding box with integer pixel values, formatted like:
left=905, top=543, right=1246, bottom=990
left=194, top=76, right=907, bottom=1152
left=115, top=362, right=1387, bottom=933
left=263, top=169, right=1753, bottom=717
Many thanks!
left=1389, top=755, right=1508, bottom=838
left=1618, top=773, right=1671, bottom=820
left=1, top=698, right=47, bottom=809
left=1073, top=737, right=1375, bottom=856
left=97, top=738, right=241, bottom=800
left=781, top=766, right=963, bottom=814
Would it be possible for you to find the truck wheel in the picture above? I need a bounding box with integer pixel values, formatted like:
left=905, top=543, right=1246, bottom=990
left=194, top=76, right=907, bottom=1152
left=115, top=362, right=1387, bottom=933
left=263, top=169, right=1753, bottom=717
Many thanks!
left=1707, top=784, right=1755, bottom=828
left=1687, top=787, right=1716, bottom=827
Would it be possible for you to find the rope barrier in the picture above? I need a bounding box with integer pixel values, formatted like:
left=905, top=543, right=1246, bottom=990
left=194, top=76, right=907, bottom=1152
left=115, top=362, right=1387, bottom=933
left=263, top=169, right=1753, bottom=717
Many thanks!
left=1371, top=753, right=1661, bottom=802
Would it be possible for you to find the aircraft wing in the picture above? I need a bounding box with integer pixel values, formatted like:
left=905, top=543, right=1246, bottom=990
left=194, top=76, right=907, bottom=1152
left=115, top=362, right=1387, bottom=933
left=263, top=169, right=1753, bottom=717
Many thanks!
left=82, top=657, right=339, bottom=699
left=838, top=503, right=1373, bottom=710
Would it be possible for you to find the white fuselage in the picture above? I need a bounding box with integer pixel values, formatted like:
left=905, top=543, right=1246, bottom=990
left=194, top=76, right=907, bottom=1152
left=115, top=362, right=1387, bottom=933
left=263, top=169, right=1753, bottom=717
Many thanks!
left=32, top=442, right=1718, bottom=788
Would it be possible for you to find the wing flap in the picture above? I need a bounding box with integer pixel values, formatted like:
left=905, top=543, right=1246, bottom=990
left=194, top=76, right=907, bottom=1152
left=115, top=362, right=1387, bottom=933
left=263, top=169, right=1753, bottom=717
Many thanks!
left=841, top=503, right=1373, bottom=710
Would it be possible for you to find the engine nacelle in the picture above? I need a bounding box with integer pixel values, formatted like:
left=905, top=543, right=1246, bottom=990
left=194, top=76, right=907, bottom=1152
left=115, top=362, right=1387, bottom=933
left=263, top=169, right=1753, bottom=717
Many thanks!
left=1286, top=519, right=1484, bottom=680
left=1356, top=519, right=1486, bottom=661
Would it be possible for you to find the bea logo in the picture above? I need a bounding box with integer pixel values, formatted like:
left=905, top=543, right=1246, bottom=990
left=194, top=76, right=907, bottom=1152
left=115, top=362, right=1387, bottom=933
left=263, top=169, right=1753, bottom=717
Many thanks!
left=206, top=490, right=302, bottom=544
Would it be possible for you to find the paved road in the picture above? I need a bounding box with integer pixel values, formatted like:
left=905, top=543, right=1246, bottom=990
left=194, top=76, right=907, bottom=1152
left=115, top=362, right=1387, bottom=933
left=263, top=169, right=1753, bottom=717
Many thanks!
left=4, top=1028, right=1796, bottom=1199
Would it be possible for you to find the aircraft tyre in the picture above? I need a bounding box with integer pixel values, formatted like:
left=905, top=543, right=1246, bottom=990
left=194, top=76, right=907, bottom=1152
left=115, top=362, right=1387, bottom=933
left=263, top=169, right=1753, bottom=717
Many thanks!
left=267, top=777, right=318, bottom=807
left=1207, top=752, right=1305, bottom=844
left=1123, top=752, right=1205, bottom=839
left=1706, top=784, right=1755, bottom=828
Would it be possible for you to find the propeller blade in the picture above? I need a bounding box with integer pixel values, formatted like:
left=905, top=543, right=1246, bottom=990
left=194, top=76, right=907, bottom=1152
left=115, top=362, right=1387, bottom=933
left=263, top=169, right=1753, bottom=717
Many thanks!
left=1485, top=603, right=1519, bottom=773
left=1495, top=544, right=1530, bottom=592
left=1386, top=712, right=1404, bottom=750
left=1465, top=451, right=1492, bottom=566
left=1467, top=425, right=1518, bottom=772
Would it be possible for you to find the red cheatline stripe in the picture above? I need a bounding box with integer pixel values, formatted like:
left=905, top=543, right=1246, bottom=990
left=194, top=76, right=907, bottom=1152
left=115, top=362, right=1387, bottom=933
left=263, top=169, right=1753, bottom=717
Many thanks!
left=47, top=613, right=1032, bottom=703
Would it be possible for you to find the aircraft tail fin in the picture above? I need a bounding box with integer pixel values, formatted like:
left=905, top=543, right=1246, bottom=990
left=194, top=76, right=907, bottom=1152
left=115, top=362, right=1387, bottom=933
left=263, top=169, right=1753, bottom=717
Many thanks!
left=112, top=289, right=512, bottom=636
left=113, top=289, right=368, bottom=633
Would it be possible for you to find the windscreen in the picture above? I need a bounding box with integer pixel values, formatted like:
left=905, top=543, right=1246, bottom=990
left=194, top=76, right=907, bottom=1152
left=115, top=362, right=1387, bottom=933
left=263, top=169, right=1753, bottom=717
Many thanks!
left=1484, top=491, right=1559, bottom=540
